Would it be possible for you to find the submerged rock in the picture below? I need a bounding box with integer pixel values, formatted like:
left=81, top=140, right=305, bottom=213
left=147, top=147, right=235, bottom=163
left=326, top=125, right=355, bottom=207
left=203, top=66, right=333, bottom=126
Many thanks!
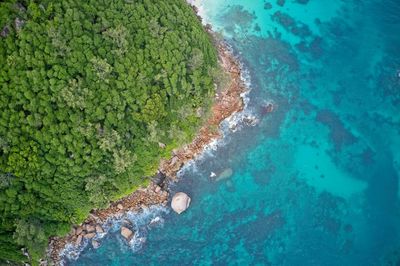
left=215, top=168, right=233, bottom=182
left=121, top=226, right=133, bottom=240
left=171, top=192, right=191, bottom=214
left=92, top=240, right=100, bottom=249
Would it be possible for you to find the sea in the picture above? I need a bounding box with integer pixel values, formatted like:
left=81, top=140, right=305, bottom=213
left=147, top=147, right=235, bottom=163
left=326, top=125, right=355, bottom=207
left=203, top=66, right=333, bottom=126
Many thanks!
left=66, top=0, right=400, bottom=265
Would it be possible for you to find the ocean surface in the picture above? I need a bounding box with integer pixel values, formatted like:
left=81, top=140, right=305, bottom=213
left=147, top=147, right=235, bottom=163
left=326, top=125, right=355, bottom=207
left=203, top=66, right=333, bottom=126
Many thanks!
left=67, top=0, right=400, bottom=265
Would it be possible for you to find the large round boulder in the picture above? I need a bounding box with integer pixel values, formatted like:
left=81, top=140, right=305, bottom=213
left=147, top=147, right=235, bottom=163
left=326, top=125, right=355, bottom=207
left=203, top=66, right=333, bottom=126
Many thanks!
left=171, top=192, right=191, bottom=214
left=120, top=226, right=133, bottom=240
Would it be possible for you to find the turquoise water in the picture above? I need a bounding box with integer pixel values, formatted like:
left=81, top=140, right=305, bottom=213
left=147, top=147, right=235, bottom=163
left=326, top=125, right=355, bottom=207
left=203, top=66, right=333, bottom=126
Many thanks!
left=68, top=0, right=400, bottom=265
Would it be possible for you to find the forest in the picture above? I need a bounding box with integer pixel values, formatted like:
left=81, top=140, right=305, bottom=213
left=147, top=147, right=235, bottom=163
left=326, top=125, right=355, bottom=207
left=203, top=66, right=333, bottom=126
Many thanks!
left=0, top=0, right=218, bottom=264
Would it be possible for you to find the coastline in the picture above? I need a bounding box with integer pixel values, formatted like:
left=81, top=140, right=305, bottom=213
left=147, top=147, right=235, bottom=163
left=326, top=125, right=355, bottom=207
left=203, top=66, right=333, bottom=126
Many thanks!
left=47, top=5, right=247, bottom=265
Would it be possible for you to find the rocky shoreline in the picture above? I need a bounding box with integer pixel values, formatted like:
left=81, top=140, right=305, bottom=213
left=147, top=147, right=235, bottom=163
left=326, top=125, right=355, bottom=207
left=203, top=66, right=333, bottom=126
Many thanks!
left=46, top=6, right=246, bottom=266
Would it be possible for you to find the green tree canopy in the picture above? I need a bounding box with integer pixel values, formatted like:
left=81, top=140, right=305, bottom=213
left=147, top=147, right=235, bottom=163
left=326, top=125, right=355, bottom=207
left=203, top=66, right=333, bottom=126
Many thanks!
left=0, top=0, right=218, bottom=263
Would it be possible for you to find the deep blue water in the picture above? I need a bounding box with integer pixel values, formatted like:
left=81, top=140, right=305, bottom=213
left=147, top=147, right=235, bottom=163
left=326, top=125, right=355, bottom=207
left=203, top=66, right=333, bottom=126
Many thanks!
left=67, top=0, right=400, bottom=265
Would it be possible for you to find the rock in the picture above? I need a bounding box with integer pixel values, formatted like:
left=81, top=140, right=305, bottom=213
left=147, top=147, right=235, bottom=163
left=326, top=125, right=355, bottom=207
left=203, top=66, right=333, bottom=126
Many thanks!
left=1, top=26, right=10, bottom=38
left=85, top=224, right=95, bottom=233
left=149, top=217, right=162, bottom=226
left=14, top=17, right=25, bottom=31
left=84, top=233, right=96, bottom=239
left=243, top=115, right=259, bottom=127
left=117, top=204, right=124, bottom=210
left=161, top=191, right=168, bottom=199
left=75, top=235, right=83, bottom=246
left=170, top=156, right=179, bottom=165
left=171, top=192, right=191, bottom=214
left=75, top=227, right=83, bottom=235
left=95, top=225, right=104, bottom=234
left=92, top=240, right=100, bottom=249
left=158, top=142, right=166, bottom=149
left=152, top=171, right=166, bottom=185
left=120, top=226, right=133, bottom=240
left=215, top=168, right=233, bottom=182
left=154, top=185, right=161, bottom=193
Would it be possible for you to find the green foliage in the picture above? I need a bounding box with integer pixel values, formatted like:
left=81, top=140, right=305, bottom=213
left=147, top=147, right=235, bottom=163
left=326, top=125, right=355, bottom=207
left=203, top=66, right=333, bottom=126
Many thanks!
left=0, top=0, right=218, bottom=263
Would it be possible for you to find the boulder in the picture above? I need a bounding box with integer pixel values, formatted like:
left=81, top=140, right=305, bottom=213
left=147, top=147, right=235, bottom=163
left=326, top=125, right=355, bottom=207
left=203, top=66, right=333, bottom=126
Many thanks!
left=75, top=235, right=83, bottom=246
left=162, top=192, right=169, bottom=201
left=85, top=224, right=95, bottom=233
left=95, top=225, right=104, bottom=234
left=92, top=240, right=100, bottom=249
left=121, top=226, right=133, bottom=240
left=154, top=185, right=161, bottom=193
left=171, top=192, right=191, bottom=214
left=170, top=156, right=179, bottom=165
left=84, top=233, right=96, bottom=239
left=75, top=227, right=83, bottom=235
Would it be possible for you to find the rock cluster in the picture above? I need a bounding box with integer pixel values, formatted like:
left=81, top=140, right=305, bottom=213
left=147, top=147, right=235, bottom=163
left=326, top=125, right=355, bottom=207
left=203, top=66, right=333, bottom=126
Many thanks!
left=49, top=182, right=169, bottom=263
left=71, top=222, right=104, bottom=246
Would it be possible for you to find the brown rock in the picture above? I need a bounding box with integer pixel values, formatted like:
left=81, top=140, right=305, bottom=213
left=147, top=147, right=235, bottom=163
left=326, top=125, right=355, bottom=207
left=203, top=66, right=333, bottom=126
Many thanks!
left=117, top=204, right=124, bottom=210
left=162, top=191, right=168, bottom=198
left=76, top=227, right=83, bottom=235
left=75, top=235, right=83, bottom=246
left=84, top=233, right=96, bottom=239
left=154, top=185, right=161, bottom=193
left=95, top=225, right=104, bottom=234
left=85, top=224, right=95, bottom=233
left=120, top=226, right=133, bottom=240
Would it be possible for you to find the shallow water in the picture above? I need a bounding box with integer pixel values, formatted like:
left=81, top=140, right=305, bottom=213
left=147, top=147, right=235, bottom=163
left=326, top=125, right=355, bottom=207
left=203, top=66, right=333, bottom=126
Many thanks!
left=68, top=0, right=400, bottom=265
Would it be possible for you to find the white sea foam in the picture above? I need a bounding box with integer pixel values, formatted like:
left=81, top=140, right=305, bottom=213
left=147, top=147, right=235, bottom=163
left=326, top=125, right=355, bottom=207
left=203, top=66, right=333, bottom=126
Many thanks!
left=186, top=0, right=208, bottom=24
left=60, top=205, right=169, bottom=263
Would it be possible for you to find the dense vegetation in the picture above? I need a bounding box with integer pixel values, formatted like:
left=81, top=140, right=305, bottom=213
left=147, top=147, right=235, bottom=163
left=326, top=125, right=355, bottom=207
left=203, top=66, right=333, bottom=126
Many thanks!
left=0, top=0, right=218, bottom=264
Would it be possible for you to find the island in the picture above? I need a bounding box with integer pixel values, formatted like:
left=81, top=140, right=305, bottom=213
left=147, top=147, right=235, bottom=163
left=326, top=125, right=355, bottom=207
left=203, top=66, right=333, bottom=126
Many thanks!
left=0, top=0, right=245, bottom=265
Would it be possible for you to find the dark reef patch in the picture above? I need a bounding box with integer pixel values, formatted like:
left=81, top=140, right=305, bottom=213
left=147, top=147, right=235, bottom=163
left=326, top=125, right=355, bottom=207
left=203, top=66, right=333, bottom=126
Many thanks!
left=271, top=11, right=312, bottom=38
left=220, top=5, right=257, bottom=34
left=316, top=109, right=357, bottom=151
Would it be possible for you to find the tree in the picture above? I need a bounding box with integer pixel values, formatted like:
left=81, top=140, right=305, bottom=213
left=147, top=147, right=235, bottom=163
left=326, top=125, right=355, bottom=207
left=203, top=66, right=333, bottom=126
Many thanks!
left=0, top=0, right=218, bottom=263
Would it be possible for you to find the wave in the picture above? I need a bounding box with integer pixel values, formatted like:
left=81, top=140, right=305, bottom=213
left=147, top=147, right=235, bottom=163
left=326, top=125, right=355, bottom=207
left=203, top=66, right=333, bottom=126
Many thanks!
left=178, top=50, right=256, bottom=178
left=60, top=205, right=169, bottom=264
